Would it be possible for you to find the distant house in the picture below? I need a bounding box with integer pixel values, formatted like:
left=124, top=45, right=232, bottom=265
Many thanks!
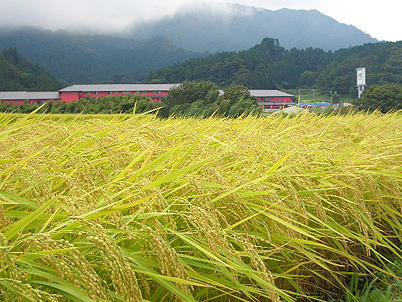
left=0, top=91, right=61, bottom=105
left=59, top=84, right=179, bottom=104
left=250, top=90, right=295, bottom=111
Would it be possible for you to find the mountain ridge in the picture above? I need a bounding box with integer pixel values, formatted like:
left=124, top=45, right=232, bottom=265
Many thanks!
left=126, top=3, right=377, bottom=52
left=0, top=47, right=59, bottom=91
left=145, top=38, right=402, bottom=97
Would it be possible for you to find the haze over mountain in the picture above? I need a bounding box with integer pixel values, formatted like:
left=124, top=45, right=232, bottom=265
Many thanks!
left=0, top=27, right=203, bottom=85
left=0, top=47, right=59, bottom=91
left=0, top=3, right=382, bottom=87
left=127, top=3, right=378, bottom=52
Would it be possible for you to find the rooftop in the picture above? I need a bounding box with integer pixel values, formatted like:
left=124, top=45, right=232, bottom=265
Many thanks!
left=250, top=90, right=294, bottom=98
left=59, top=84, right=180, bottom=92
left=0, top=91, right=61, bottom=100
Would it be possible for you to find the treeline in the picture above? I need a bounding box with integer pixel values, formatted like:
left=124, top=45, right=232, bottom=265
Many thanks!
left=162, top=81, right=261, bottom=117
left=0, top=82, right=262, bottom=117
left=0, top=48, right=59, bottom=91
left=146, top=39, right=402, bottom=97
left=354, top=83, right=402, bottom=113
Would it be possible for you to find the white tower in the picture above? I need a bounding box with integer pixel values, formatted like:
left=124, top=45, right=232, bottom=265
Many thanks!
left=356, top=67, right=366, bottom=98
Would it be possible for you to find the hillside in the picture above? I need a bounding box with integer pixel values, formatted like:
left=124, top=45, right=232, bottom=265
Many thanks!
left=0, top=47, right=59, bottom=91
left=0, top=27, right=205, bottom=85
left=145, top=39, right=402, bottom=97
left=128, top=4, right=378, bottom=52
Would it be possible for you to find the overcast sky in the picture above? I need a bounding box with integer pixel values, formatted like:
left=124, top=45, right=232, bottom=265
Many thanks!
left=0, top=0, right=400, bottom=42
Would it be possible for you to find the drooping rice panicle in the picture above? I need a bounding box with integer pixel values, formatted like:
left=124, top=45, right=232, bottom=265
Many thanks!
left=0, top=111, right=401, bottom=301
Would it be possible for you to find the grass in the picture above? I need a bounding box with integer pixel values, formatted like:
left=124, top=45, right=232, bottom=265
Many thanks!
left=328, top=255, right=402, bottom=302
left=0, top=110, right=402, bottom=301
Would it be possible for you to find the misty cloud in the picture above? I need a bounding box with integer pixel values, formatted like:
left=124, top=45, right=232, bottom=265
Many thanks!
left=0, top=0, right=401, bottom=41
left=0, top=1, right=261, bottom=34
left=0, top=0, right=199, bottom=33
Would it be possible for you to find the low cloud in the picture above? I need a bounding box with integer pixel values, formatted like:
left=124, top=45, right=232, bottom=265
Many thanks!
left=0, top=0, right=400, bottom=41
left=1, top=0, right=257, bottom=33
left=0, top=0, right=200, bottom=33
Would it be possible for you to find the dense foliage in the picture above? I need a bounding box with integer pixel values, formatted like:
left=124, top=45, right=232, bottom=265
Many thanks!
left=354, top=84, right=402, bottom=112
left=146, top=39, right=402, bottom=97
left=1, top=112, right=402, bottom=301
left=0, top=28, right=205, bottom=85
left=0, top=48, right=59, bottom=91
left=162, top=81, right=262, bottom=117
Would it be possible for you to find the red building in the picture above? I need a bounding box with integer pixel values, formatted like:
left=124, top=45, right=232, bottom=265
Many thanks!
left=59, top=84, right=178, bottom=104
left=250, top=90, right=295, bottom=111
left=1, top=86, right=294, bottom=112
left=0, top=91, right=61, bottom=105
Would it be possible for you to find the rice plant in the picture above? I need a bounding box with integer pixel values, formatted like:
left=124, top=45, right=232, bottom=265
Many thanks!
left=1, top=110, right=402, bottom=301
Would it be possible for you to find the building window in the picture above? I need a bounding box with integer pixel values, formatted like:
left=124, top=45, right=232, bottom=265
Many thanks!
left=108, top=92, right=113, bottom=95
left=123, top=91, right=129, bottom=95
left=93, top=92, right=98, bottom=95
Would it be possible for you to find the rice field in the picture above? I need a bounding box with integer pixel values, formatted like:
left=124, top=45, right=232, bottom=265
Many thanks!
left=1, top=110, right=402, bottom=301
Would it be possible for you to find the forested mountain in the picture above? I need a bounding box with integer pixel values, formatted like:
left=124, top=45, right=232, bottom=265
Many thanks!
left=127, top=4, right=378, bottom=52
left=0, top=27, right=205, bottom=85
left=0, top=48, right=59, bottom=91
left=145, top=39, right=402, bottom=97
left=316, top=42, right=402, bottom=95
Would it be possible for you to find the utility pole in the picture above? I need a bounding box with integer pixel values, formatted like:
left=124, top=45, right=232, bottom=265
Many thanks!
left=330, top=89, right=333, bottom=105
left=312, top=89, right=315, bottom=102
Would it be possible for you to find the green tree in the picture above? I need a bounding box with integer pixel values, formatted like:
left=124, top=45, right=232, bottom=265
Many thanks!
left=332, top=92, right=340, bottom=104
left=354, top=84, right=402, bottom=112
left=213, top=85, right=256, bottom=116
left=0, top=48, right=59, bottom=91
left=228, top=97, right=262, bottom=117
left=221, top=85, right=252, bottom=105
left=165, top=81, right=219, bottom=116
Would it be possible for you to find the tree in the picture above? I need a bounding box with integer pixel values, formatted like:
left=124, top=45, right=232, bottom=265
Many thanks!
left=213, top=85, right=261, bottom=117
left=162, top=82, right=261, bottom=118
left=0, top=48, right=59, bottom=91
left=228, top=97, right=262, bottom=117
left=164, top=81, right=219, bottom=116
left=332, top=92, right=340, bottom=104
left=354, top=84, right=402, bottom=112
left=221, top=85, right=252, bottom=106
left=300, top=71, right=317, bottom=87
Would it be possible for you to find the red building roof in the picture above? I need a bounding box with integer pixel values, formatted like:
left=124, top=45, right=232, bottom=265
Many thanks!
left=0, top=91, right=60, bottom=101
left=250, top=90, right=294, bottom=98
left=59, top=84, right=179, bottom=93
